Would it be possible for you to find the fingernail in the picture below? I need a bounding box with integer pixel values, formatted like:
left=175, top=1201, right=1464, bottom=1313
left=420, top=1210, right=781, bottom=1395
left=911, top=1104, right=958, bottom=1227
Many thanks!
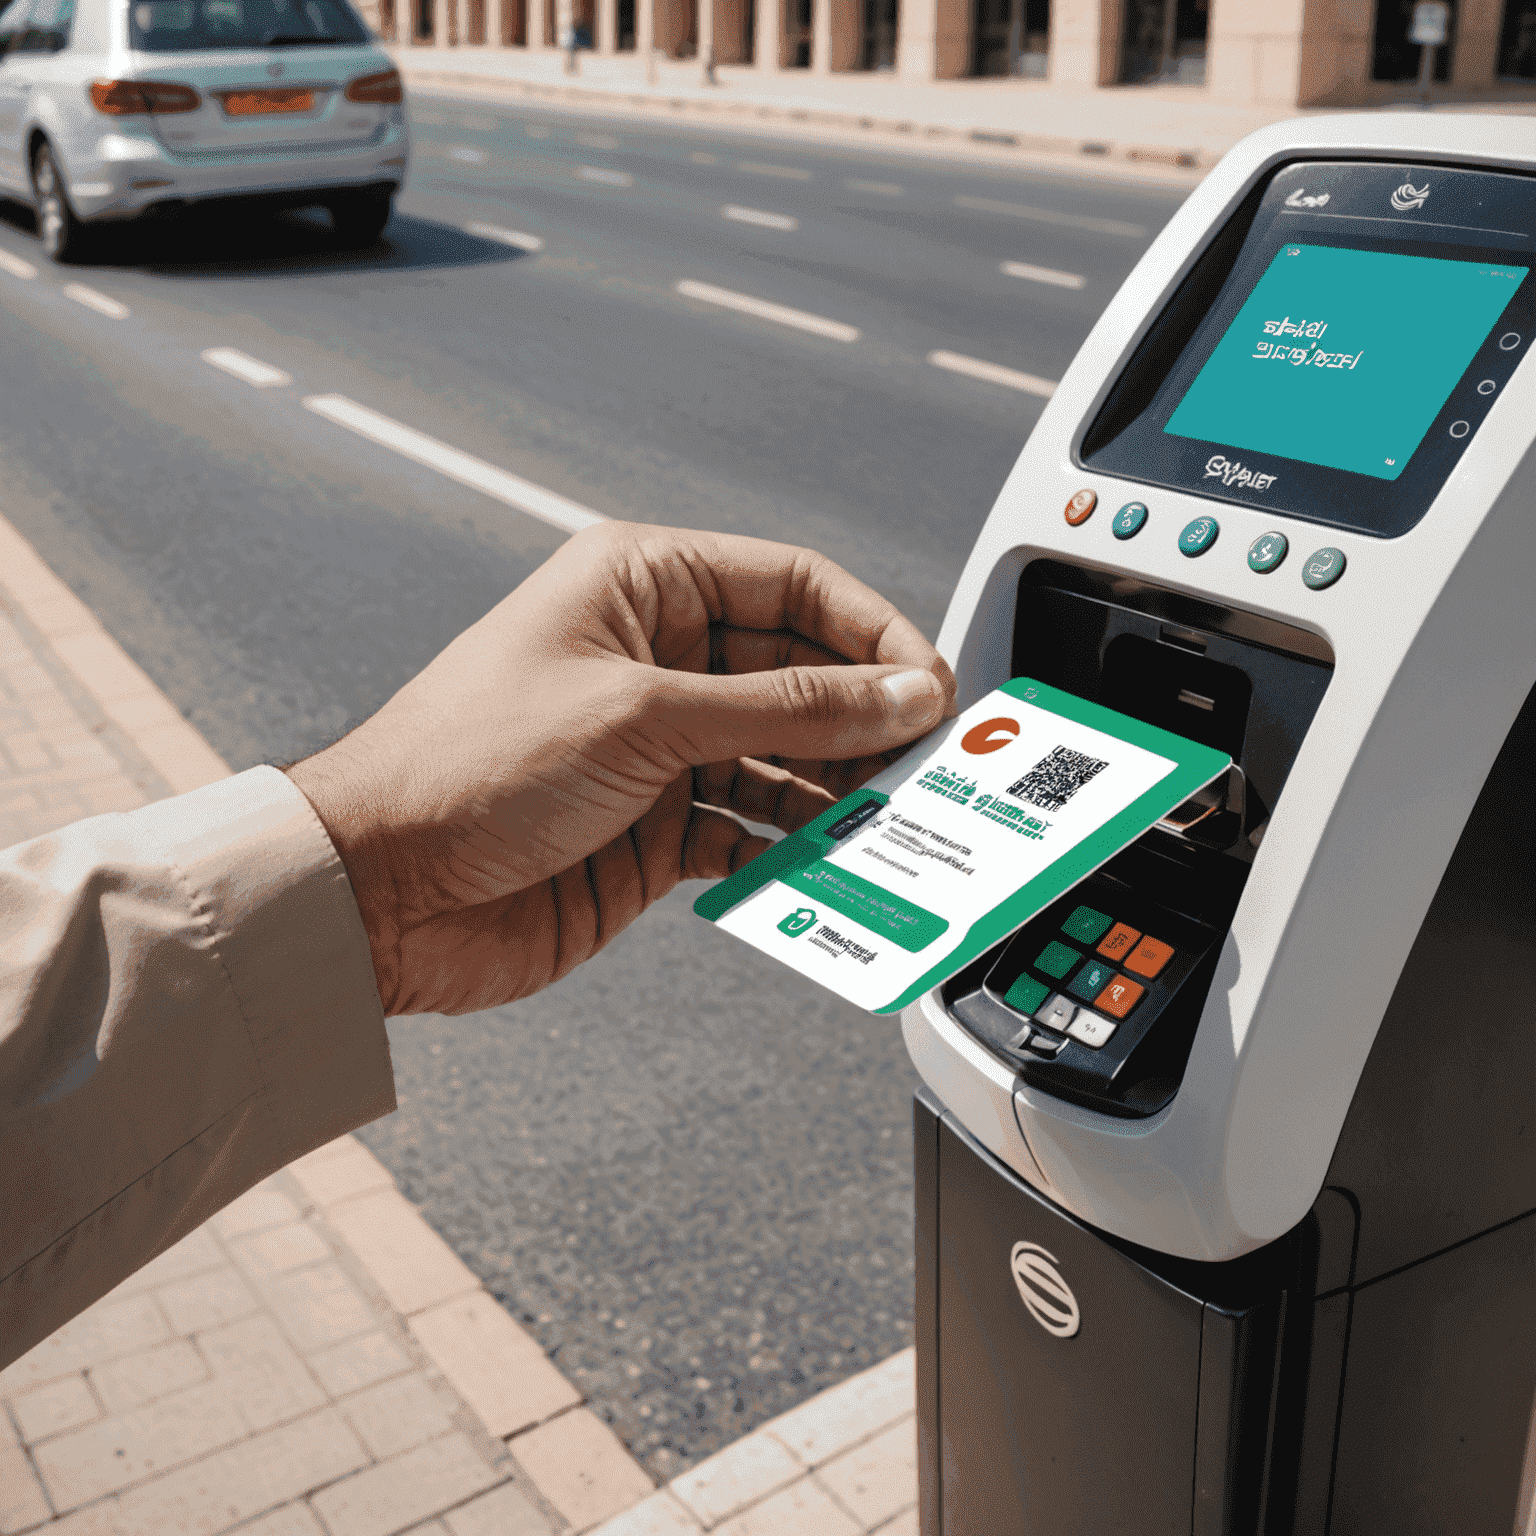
left=882, top=669, right=942, bottom=727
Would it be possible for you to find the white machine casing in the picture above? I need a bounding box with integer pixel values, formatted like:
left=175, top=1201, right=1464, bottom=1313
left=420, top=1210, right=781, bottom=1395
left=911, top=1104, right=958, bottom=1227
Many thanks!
left=903, top=112, right=1536, bottom=1265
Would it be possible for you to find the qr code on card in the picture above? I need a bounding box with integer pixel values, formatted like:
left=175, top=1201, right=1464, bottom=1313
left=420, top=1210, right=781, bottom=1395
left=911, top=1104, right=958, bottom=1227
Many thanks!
left=1007, top=745, right=1110, bottom=813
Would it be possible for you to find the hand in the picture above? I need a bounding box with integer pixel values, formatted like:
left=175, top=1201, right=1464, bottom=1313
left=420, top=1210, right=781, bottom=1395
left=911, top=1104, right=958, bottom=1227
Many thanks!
left=287, top=522, right=955, bottom=1016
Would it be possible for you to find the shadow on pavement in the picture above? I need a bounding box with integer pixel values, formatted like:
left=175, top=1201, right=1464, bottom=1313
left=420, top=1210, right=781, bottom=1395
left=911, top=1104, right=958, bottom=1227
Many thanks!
left=0, top=198, right=526, bottom=280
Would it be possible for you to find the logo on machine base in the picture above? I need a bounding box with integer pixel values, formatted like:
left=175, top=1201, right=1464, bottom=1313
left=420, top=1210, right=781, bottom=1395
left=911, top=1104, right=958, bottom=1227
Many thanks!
left=1284, top=187, right=1331, bottom=209
left=1391, top=182, right=1431, bottom=212
left=1010, top=1241, right=1081, bottom=1338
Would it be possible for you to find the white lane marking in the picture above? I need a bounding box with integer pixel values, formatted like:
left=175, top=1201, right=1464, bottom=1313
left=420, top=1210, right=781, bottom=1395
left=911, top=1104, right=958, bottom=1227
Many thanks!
left=738, top=160, right=812, bottom=181
left=201, top=347, right=292, bottom=387
left=579, top=165, right=633, bottom=187
left=64, top=283, right=129, bottom=319
left=467, top=221, right=545, bottom=252
left=846, top=178, right=903, bottom=195
left=304, top=395, right=606, bottom=536
left=525, top=124, right=552, bottom=139
left=675, top=280, right=858, bottom=343
left=458, top=112, right=498, bottom=130
left=1002, top=260, right=1086, bottom=290
left=955, top=194, right=1146, bottom=238
left=723, top=205, right=799, bottom=232
left=928, top=349, right=1057, bottom=397
left=690, top=151, right=719, bottom=165
left=0, top=249, right=38, bottom=279
left=449, top=145, right=488, bottom=165
left=577, top=131, right=620, bottom=149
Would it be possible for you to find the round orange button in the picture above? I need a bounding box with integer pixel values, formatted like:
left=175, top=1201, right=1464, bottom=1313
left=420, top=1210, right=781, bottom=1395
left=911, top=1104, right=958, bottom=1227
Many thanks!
left=1064, top=488, right=1097, bottom=525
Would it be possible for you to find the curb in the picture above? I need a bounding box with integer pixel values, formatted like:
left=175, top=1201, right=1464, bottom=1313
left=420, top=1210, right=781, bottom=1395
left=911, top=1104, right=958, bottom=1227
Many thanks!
left=0, top=507, right=657, bottom=1532
left=393, top=59, right=1213, bottom=182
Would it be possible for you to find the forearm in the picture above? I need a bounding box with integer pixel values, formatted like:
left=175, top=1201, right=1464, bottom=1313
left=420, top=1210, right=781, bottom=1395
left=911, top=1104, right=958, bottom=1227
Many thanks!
left=0, top=766, right=394, bottom=1369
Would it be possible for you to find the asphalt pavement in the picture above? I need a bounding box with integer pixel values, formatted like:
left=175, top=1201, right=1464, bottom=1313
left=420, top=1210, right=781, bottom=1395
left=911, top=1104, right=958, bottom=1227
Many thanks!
left=0, top=98, right=1184, bottom=1479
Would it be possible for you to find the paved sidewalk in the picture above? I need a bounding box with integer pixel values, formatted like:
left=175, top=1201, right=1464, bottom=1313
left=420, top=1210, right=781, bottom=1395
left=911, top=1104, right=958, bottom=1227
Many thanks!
left=0, top=511, right=918, bottom=1536
left=392, top=44, right=1536, bottom=180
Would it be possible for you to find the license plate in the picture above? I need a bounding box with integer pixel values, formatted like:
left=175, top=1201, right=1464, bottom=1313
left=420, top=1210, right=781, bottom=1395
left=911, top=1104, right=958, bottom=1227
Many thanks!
left=219, top=87, right=315, bottom=116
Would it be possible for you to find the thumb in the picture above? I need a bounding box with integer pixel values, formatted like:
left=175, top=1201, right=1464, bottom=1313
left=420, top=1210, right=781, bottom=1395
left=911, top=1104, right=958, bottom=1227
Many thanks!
left=655, top=664, right=949, bottom=767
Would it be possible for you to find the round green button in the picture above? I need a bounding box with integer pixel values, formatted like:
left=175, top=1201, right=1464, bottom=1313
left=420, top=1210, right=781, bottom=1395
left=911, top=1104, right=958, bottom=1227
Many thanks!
left=1178, top=515, right=1220, bottom=557
left=1111, top=502, right=1148, bottom=540
left=1302, top=547, right=1347, bottom=590
left=1247, top=531, right=1288, bottom=573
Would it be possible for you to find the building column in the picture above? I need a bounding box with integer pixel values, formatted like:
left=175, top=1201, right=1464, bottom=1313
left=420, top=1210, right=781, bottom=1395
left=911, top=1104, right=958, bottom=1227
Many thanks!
left=486, top=0, right=505, bottom=43
left=636, top=0, right=655, bottom=62
left=811, top=0, right=830, bottom=67
left=432, top=0, right=452, bottom=45
left=598, top=0, right=618, bottom=48
left=1452, top=0, right=1503, bottom=86
left=1207, top=0, right=1324, bottom=104
left=755, top=0, right=781, bottom=64
left=697, top=0, right=715, bottom=65
left=1049, top=0, right=1118, bottom=82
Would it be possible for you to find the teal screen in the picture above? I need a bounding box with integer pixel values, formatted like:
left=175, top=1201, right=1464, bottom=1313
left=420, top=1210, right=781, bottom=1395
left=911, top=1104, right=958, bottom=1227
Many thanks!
left=1165, top=244, right=1528, bottom=481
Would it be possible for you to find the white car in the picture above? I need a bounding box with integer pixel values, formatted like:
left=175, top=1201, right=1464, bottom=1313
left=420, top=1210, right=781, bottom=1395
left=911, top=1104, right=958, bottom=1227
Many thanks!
left=0, top=0, right=408, bottom=260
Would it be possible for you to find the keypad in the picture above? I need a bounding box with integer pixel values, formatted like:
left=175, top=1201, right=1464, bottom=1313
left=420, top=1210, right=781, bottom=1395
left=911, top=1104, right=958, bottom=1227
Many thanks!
left=988, top=900, right=1183, bottom=1052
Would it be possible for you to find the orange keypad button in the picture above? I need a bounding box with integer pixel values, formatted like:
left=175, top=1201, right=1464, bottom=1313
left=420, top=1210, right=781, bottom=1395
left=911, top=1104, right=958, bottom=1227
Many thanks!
left=1125, top=935, right=1175, bottom=979
left=1097, top=922, right=1142, bottom=962
left=1064, top=488, right=1098, bottom=525
left=1095, top=976, right=1145, bottom=1019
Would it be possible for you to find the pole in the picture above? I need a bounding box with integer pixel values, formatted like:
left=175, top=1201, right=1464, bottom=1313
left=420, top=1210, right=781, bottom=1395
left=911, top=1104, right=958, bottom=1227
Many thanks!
left=1416, top=39, right=1435, bottom=106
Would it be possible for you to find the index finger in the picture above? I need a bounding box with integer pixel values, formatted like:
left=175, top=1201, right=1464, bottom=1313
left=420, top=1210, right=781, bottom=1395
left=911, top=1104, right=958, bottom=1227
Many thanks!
left=639, top=525, right=954, bottom=679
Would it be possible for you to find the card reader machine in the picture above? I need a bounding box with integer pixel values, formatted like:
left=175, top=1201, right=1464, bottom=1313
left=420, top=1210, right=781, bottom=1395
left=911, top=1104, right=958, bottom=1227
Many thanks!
left=905, top=117, right=1536, bottom=1534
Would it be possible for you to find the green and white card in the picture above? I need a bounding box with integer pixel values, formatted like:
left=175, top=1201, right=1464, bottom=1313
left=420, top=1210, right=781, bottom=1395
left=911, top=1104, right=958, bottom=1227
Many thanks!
left=694, top=677, right=1232, bottom=1015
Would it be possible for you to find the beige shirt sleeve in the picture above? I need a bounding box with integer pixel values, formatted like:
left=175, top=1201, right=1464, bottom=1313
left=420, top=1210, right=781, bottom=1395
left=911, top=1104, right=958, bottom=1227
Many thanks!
left=0, top=765, right=395, bottom=1370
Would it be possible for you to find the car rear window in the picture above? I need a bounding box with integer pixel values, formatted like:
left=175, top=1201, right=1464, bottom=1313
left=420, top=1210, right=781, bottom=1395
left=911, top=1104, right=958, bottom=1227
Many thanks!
left=129, top=0, right=370, bottom=50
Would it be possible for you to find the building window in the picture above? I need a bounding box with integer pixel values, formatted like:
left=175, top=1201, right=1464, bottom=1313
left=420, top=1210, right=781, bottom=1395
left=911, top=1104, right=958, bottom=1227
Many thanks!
left=1119, top=0, right=1207, bottom=83
left=972, top=0, right=1048, bottom=75
left=784, top=0, right=811, bottom=63
left=1499, top=0, right=1536, bottom=74
left=1372, top=0, right=1455, bottom=78
left=862, top=0, right=897, bottom=67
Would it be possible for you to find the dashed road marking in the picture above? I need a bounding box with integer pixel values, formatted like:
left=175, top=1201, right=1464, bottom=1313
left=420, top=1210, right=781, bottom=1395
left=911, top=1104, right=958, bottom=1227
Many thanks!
left=579, top=165, right=633, bottom=187
left=457, top=112, right=498, bottom=130
left=928, top=349, right=1057, bottom=397
left=577, top=131, right=620, bottom=149
left=1002, top=260, right=1086, bottom=290
left=201, top=347, right=292, bottom=387
left=723, top=205, right=799, bottom=232
left=448, top=145, right=488, bottom=164
left=63, top=283, right=129, bottom=319
left=846, top=178, right=903, bottom=195
left=304, top=395, right=606, bottom=536
left=738, top=160, right=812, bottom=181
left=690, top=151, right=719, bottom=165
left=467, top=221, right=545, bottom=252
left=0, top=249, right=38, bottom=279
left=955, top=194, right=1146, bottom=237
left=675, top=280, right=858, bottom=342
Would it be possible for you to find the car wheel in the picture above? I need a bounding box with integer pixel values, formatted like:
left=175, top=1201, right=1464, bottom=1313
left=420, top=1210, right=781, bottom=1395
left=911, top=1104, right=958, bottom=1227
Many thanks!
left=33, top=144, right=86, bottom=264
left=329, top=192, right=392, bottom=249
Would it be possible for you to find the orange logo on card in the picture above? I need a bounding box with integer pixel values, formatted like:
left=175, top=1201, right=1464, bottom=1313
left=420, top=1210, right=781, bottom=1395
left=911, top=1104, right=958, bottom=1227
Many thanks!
left=961, top=718, right=1020, bottom=755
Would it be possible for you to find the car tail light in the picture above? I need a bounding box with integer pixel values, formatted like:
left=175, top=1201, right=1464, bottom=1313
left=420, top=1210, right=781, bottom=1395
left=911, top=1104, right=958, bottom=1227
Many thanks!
left=90, top=79, right=202, bottom=115
left=345, top=69, right=403, bottom=104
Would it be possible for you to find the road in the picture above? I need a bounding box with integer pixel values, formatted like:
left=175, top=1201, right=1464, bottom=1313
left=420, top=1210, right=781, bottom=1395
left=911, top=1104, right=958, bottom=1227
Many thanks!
left=0, top=99, right=1183, bottom=1479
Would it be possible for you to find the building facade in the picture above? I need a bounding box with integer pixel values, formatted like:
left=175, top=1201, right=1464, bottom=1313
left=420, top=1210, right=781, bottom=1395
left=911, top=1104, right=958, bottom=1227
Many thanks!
left=375, top=0, right=1536, bottom=108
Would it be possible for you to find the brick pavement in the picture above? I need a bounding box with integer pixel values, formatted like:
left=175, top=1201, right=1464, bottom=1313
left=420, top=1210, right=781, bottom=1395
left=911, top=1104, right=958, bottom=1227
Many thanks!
left=0, top=509, right=918, bottom=1536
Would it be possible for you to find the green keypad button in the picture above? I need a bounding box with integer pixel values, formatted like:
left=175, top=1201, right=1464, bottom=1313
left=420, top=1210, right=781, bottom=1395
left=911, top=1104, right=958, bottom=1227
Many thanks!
left=1061, top=905, right=1113, bottom=945
left=1111, top=502, right=1148, bottom=540
left=1302, top=547, right=1346, bottom=590
left=1003, top=975, right=1050, bottom=1016
left=1247, top=531, right=1288, bottom=573
left=1069, top=959, right=1116, bottom=1003
left=1178, top=516, right=1220, bottom=557
left=1035, top=941, right=1081, bottom=979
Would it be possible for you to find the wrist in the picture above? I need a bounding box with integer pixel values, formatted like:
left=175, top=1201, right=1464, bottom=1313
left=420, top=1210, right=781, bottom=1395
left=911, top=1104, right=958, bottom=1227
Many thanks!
left=285, top=748, right=404, bottom=1016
